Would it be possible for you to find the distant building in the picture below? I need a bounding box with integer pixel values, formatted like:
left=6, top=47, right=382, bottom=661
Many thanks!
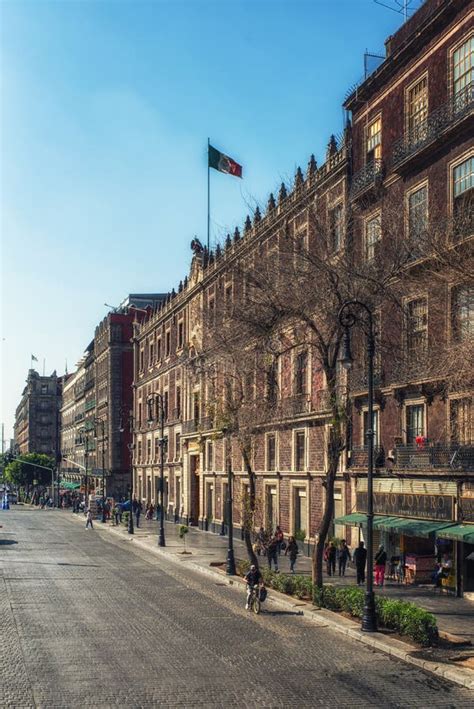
left=14, top=370, right=63, bottom=459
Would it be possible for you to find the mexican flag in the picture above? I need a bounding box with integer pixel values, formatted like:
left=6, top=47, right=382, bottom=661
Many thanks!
left=208, top=144, right=242, bottom=178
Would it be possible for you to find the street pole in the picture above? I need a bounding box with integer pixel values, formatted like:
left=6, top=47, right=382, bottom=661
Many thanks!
left=224, top=430, right=236, bottom=575
left=339, top=300, right=377, bottom=633
left=100, top=420, right=106, bottom=523
left=158, top=397, right=166, bottom=547
left=128, top=412, right=134, bottom=535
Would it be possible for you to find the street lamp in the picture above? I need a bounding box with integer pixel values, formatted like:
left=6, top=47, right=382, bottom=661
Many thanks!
left=222, top=426, right=236, bottom=576
left=121, top=408, right=134, bottom=535
left=79, top=427, right=91, bottom=508
left=94, top=418, right=107, bottom=523
left=339, top=299, right=377, bottom=634
left=147, top=393, right=166, bottom=547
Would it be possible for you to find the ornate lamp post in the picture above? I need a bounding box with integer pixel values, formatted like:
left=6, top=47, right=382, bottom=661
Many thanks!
left=147, top=393, right=166, bottom=547
left=339, top=299, right=377, bottom=633
left=221, top=426, right=236, bottom=576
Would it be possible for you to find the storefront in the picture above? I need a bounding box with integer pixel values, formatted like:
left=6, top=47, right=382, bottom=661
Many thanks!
left=336, top=478, right=464, bottom=594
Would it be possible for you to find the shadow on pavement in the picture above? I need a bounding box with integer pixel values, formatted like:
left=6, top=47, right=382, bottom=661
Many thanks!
left=0, top=539, right=18, bottom=545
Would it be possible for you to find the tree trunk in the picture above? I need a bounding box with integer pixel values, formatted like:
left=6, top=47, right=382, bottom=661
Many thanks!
left=242, top=449, right=259, bottom=568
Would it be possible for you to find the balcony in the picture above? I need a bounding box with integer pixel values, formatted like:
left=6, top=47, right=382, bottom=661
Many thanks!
left=349, top=159, right=384, bottom=201
left=392, top=84, right=473, bottom=173
left=392, top=443, right=474, bottom=472
left=279, top=395, right=311, bottom=418
left=182, top=416, right=214, bottom=435
left=84, top=377, right=95, bottom=392
left=74, top=412, right=85, bottom=423
left=348, top=446, right=385, bottom=469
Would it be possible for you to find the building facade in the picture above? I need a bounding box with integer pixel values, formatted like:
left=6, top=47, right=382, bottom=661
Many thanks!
left=341, top=0, right=473, bottom=595
left=14, top=369, right=63, bottom=459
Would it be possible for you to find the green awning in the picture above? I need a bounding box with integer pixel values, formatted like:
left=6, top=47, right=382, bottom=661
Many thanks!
left=60, top=481, right=80, bottom=490
left=436, top=524, right=474, bottom=543
left=374, top=517, right=454, bottom=538
left=334, top=513, right=367, bottom=525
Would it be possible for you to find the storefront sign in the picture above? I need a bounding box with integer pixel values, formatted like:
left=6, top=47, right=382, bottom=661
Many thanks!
left=461, top=497, right=474, bottom=523
left=357, top=491, right=454, bottom=521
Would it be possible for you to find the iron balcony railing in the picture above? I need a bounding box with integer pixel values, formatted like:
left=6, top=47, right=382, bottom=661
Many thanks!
left=349, top=158, right=384, bottom=200
left=182, top=416, right=214, bottom=434
left=348, top=446, right=385, bottom=469
left=393, top=443, right=474, bottom=472
left=279, top=394, right=312, bottom=417
left=392, top=83, right=473, bottom=168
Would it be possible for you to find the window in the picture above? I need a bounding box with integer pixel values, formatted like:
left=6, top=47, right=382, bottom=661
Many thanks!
left=406, top=297, right=428, bottom=359
left=452, top=285, right=474, bottom=340
left=408, top=184, right=428, bottom=242
left=176, top=386, right=182, bottom=418
left=137, top=439, right=142, bottom=463
left=225, top=284, right=233, bottom=313
left=208, top=297, right=215, bottom=326
left=266, top=359, right=278, bottom=403
left=163, top=391, right=169, bottom=421
left=156, top=338, right=162, bottom=361
left=450, top=398, right=473, bottom=445
left=406, top=404, right=425, bottom=445
left=165, top=331, right=171, bottom=357
left=41, top=384, right=48, bottom=394
left=295, top=431, right=306, bottom=471
left=177, top=321, right=184, bottom=349
left=366, top=117, right=381, bottom=162
left=452, top=36, right=473, bottom=105
left=206, top=440, right=214, bottom=471
left=193, top=392, right=200, bottom=423
left=295, top=351, right=307, bottom=396
left=407, top=76, right=428, bottom=141
left=365, top=214, right=381, bottom=261
left=294, top=488, right=307, bottom=536
left=329, top=203, right=344, bottom=252
left=139, top=349, right=144, bottom=371
left=146, top=438, right=152, bottom=462
left=154, top=437, right=160, bottom=459
left=363, top=410, right=380, bottom=447
left=175, top=433, right=181, bottom=461
left=138, top=402, right=142, bottom=427
left=452, top=157, right=473, bottom=236
left=267, top=434, right=276, bottom=471
left=149, top=340, right=154, bottom=365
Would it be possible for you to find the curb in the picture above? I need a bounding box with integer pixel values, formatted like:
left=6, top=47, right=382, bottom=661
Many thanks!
left=64, top=514, right=474, bottom=690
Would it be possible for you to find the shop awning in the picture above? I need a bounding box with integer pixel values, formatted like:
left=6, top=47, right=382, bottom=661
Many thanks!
left=334, top=513, right=368, bottom=525
left=60, top=481, right=81, bottom=490
left=436, top=524, right=474, bottom=543
left=374, top=517, right=454, bottom=538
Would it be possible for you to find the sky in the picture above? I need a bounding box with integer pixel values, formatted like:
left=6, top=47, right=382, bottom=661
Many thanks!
left=0, top=0, right=422, bottom=443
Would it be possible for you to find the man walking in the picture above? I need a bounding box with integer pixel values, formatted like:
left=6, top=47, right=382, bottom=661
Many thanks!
left=266, top=535, right=279, bottom=572
left=353, top=541, right=367, bottom=585
left=85, top=509, right=94, bottom=530
left=338, top=539, right=351, bottom=577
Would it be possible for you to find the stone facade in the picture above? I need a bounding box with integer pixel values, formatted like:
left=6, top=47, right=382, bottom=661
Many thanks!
left=14, top=370, right=63, bottom=459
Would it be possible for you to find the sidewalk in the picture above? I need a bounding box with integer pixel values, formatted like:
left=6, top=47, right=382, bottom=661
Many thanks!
left=105, top=515, right=474, bottom=645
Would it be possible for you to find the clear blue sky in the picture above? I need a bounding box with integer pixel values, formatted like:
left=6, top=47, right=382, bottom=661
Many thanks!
left=0, top=0, right=420, bottom=442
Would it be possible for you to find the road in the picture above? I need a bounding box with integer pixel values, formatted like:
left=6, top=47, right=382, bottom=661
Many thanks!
left=0, top=508, right=471, bottom=708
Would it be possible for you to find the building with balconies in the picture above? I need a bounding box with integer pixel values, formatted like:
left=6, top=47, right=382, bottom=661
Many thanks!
left=13, top=369, right=63, bottom=459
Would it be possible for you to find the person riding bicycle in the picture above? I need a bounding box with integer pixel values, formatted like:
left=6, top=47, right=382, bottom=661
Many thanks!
left=244, top=564, right=263, bottom=610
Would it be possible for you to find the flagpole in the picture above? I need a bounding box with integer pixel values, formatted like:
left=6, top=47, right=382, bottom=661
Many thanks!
left=207, top=137, right=210, bottom=253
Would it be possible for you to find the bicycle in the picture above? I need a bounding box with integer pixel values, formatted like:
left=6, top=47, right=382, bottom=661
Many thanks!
left=247, top=584, right=262, bottom=614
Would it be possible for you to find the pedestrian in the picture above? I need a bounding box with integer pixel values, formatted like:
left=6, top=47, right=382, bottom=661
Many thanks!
left=285, top=535, right=299, bottom=574
left=266, top=535, right=279, bottom=572
left=275, top=525, right=284, bottom=555
left=135, top=500, right=142, bottom=528
left=85, top=509, right=94, bottom=529
left=114, top=504, right=121, bottom=526
left=325, top=541, right=336, bottom=576
left=374, top=544, right=387, bottom=586
left=338, top=539, right=351, bottom=577
left=353, top=541, right=367, bottom=585
left=256, top=527, right=266, bottom=556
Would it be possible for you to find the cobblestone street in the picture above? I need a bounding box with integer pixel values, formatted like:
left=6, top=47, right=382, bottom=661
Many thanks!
left=1, top=508, right=472, bottom=708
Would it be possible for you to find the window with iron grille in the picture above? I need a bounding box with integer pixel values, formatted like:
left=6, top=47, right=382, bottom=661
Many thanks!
left=452, top=284, right=474, bottom=340
left=407, top=76, right=428, bottom=142
left=406, top=405, right=425, bottom=445
left=295, top=431, right=306, bottom=471
left=408, top=185, right=428, bottom=242
left=295, top=351, right=307, bottom=395
left=450, top=398, right=473, bottom=445
left=267, top=434, right=276, bottom=471
left=329, top=203, right=344, bottom=252
left=453, top=36, right=473, bottom=102
left=366, top=117, right=381, bottom=162
left=406, top=297, right=428, bottom=358
left=365, top=214, right=381, bottom=261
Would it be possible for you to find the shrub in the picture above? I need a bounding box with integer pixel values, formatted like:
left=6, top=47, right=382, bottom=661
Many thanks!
left=312, top=585, right=438, bottom=647
left=293, top=575, right=313, bottom=600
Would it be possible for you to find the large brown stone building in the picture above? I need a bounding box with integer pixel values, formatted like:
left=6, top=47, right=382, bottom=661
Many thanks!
left=133, top=0, right=473, bottom=594
left=14, top=369, right=63, bottom=459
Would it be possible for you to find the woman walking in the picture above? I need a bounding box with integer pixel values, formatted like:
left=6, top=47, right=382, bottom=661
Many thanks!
left=374, top=544, right=387, bottom=586
left=285, top=536, right=299, bottom=574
